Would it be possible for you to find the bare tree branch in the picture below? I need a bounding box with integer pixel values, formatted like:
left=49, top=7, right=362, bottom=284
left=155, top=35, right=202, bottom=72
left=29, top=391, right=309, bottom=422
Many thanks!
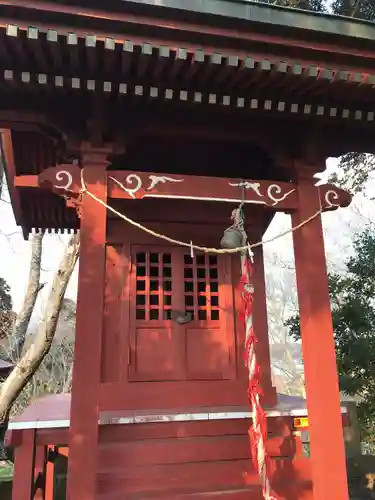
left=0, top=233, right=80, bottom=421
left=62, top=363, right=73, bottom=393
left=8, top=233, right=44, bottom=361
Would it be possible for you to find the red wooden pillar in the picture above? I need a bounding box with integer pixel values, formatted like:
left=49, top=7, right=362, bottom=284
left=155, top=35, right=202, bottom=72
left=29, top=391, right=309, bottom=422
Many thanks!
left=12, top=429, right=35, bottom=500
left=34, top=444, right=46, bottom=499
left=292, top=169, right=348, bottom=500
left=252, top=244, right=277, bottom=406
left=67, top=146, right=109, bottom=500
left=45, top=446, right=55, bottom=500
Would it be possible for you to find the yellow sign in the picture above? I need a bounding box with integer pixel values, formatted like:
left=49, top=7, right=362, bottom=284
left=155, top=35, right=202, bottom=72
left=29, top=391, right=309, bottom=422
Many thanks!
left=294, top=417, right=309, bottom=429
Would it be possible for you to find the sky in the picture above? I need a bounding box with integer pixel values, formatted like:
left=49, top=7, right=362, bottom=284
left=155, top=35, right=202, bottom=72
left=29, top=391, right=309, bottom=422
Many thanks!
left=0, top=182, right=78, bottom=319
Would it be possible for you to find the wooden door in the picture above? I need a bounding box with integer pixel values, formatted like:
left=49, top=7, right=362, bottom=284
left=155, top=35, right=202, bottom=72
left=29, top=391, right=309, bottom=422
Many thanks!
left=129, top=246, right=184, bottom=381
left=128, top=246, right=236, bottom=382
left=179, top=252, right=236, bottom=380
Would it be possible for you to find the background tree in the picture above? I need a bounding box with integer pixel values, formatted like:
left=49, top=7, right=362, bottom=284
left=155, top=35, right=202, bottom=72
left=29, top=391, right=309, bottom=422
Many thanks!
left=7, top=233, right=44, bottom=361
left=265, top=249, right=305, bottom=396
left=0, top=233, right=79, bottom=466
left=258, top=0, right=375, bottom=193
left=287, top=227, right=375, bottom=444
left=332, top=0, right=375, bottom=20
left=0, top=278, right=13, bottom=339
left=263, top=0, right=326, bottom=10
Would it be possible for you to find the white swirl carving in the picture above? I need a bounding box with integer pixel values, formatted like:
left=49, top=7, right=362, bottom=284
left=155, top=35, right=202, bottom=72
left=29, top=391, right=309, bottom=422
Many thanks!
left=229, top=181, right=295, bottom=205
left=324, top=190, right=340, bottom=208
left=55, top=170, right=73, bottom=190
left=124, top=174, right=142, bottom=198
left=110, top=174, right=183, bottom=198
left=267, top=185, right=295, bottom=206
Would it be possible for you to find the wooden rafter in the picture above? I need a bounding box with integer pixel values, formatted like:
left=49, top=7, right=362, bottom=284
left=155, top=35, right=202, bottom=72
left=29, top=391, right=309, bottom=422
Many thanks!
left=0, top=22, right=374, bottom=118
left=1, top=69, right=374, bottom=125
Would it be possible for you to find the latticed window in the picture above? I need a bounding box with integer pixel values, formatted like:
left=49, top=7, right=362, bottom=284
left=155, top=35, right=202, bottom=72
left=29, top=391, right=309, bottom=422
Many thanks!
left=183, top=253, right=220, bottom=321
left=134, top=249, right=221, bottom=323
left=129, top=246, right=235, bottom=381
left=135, top=251, right=173, bottom=321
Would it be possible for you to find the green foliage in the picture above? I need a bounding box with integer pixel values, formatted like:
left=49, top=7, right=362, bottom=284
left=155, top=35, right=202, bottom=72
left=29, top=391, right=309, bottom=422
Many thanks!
left=0, top=462, right=13, bottom=482
left=0, top=278, right=13, bottom=340
left=328, top=0, right=375, bottom=193
left=262, top=0, right=327, bottom=11
left=286, top=228, right=375, bottom=442
left=263, top=0, right=375, bottom=194
left=330, top=153, right=375, bottom=195
left=332, top=0, right=375, bottom=20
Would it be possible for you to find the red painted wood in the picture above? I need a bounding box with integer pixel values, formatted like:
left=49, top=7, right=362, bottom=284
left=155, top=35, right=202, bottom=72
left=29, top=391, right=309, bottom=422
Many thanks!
left=99, top=419, right=251, bottom=443
left=12, top=429, right=35, bottom=500
left=96, top=488, right=264, bottom=500
left=95, top=456, right=312, bottom=497
left=36, top=430, right=68, bottom=446
left=102, top=218, right=280, bottom=407
left=232, top=250, right=276, bottom=406
left=98, top=417, right=293, bottom=443
left=101, top=244, right=130, bottom=383
left=96, top=459, right=257, bottom=496
left=24, top=418, right=307, bottom=498
left=97, top=435, right=300, bottom=470
left=107, top=170, right=298, bottom=209
left=107, top=200, right=268, bottom=228
left=45, top=446, right=54, bottom=500
left=6, top=0, right=375, bottom=67
left=67, top=149, right=109, bottom=500
left=270, top=457, right=313, bottom=498
left=33, top=416, right=293, bottom=448
left=18, top=167, right=350, bottom=212
left=34, top=445, right=46, bottom=500
left=292, top=170, right=349, bottom=500
left=98, top=435, right=250, bottom=468
left=128, top=246, right=184, bottom=381
left=107, top=220, right=250, bottom=254
left=99, top=380, right=248, bottom=409
left=127, top=246, right=236, bottom=383
left=57, top=447, right=69, bottom=457
left=1, top=129, right=24, bottom=230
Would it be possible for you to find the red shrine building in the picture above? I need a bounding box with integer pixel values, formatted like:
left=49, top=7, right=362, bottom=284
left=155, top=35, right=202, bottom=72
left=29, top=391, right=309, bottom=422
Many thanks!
left=2, top=0, right=373, bottom=498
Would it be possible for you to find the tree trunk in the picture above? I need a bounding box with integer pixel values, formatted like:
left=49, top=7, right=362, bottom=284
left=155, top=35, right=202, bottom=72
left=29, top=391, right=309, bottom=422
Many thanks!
left=8, top=233, right=45, bottom=361
left=0, top=233, right=80, bottom=423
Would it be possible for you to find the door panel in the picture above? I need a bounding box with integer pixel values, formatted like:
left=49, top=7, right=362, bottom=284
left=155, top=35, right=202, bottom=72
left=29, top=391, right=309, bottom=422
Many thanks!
left=186, top=328, right=230, bottom=379
left=128, top=246, right=236, bottom=383
left=133, top=327, right=183, bottom=379
left=129, top=247, right=184, bottom=381
left=181, top=252, right=236, bottom=380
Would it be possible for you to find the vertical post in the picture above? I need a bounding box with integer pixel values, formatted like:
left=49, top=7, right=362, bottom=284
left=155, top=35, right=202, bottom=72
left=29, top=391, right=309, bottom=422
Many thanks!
left=12, top=429, right=35, bottom=500
left=66, top=146, right=109, bottom=500
left=252, top=245, right=277, bottom=406
left=45, top=446, right=55, bottom=500
left=292, top=169, right=349, bottom=500
left=34, top=444, right=46, bottom=499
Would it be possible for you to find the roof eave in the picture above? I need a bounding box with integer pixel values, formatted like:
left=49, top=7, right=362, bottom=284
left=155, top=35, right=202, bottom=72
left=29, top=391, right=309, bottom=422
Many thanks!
left=115, top=0, right=375, bottom=44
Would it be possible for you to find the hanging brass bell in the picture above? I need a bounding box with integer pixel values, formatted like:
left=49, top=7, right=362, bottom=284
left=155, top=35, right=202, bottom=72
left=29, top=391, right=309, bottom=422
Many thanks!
left=220, top=227, right=244, bottom=249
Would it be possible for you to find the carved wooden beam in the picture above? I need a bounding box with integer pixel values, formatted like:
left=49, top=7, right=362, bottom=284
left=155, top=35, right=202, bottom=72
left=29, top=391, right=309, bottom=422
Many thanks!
left=14, top=165, right=352, bottom=212
left=318, top=184, right=352, bottom=211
